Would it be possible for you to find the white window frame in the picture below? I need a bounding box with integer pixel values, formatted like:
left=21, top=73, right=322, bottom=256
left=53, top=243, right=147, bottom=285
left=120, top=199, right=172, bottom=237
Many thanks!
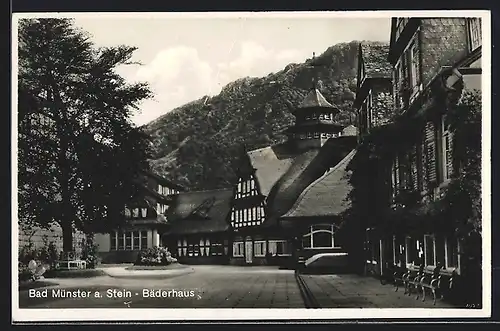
left=468, top=18, right=482, bottom=52
left=233, top=242, right=244, bottom=257
left=253, top=241, right=266, bottom=257
left=302, top=224, right=340, bottom=249
left=269, top=240, right=292, bottom=256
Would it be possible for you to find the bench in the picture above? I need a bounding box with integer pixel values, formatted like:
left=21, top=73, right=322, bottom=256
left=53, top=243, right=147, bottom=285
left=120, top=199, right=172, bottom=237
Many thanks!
left=416, top=265, right=443, bottom=304
left=402, top=264, right=424, bottom=296
left=436, top=268, right=459, bottom=301
left=393, top=265, right=407, bottom=292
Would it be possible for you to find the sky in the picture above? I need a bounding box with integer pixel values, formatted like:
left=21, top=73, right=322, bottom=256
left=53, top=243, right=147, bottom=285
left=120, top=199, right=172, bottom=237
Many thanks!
left=70, top=13, right=392, bottom=126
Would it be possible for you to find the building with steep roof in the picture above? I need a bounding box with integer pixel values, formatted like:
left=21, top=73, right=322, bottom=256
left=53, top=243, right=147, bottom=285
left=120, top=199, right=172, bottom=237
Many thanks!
left=228, top=75, right=358, bottom=268
left=94, top=170, right=185, bottom=263
left=355, top=42, right=394, bottom=141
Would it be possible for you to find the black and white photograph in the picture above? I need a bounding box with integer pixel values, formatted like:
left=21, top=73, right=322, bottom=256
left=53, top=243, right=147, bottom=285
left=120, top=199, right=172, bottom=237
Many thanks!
left=12, top=11, right=490, bottom=321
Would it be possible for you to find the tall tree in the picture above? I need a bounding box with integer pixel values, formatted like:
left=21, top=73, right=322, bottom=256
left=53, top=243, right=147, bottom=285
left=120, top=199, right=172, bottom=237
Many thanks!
left=18, top=18, right=153, bottom=251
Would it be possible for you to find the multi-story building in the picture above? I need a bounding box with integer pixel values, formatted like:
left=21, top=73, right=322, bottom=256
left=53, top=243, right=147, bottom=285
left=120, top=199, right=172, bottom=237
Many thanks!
left=354, top=42, right=394, bottom=140
left=357, top=17, right=482, bottom=292
left=94, top=171, right=184, bottom=263
left=228, top=80, right=358, bottom=269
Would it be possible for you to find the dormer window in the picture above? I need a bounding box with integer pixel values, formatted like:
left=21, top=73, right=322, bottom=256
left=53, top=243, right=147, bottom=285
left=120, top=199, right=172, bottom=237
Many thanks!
left=395, top=17, right=410, bottom=41
left=158, top=184, right=162, bottom=194
left=319, top=114, right=325, bottom=120
left=312, top=113, right=318, bottom=120
left=313, top=132, right=320, bottom=138
left=325, top=113, right=331, bottom=120
left=141, top=208, right=147, bottom=218
left=306, top=132, right=312, bottom=139
left=124, top=207, right=131, bottom=217
left=467, top=18, right=482, bottom=52
left=132, top=208, right=139, bottom=218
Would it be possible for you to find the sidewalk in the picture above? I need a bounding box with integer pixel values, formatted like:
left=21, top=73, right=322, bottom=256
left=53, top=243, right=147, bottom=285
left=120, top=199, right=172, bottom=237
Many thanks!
left=299, top=273, right=459, bottom=308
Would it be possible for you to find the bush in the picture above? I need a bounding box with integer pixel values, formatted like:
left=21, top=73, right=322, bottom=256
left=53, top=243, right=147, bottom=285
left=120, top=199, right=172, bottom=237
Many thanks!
left=135, top=246, right=177, bottom=266
left=81, top=235, right=101, bottom=269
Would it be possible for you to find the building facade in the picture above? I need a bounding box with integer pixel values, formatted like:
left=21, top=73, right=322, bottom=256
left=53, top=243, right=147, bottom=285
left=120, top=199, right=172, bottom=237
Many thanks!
left=94, top=171, right=184, bottom=263
left=356, top=17, right=482, bottom=292
left=163, top=189, right=234, bottom=264
left=229, top=82, right=358, bottom=270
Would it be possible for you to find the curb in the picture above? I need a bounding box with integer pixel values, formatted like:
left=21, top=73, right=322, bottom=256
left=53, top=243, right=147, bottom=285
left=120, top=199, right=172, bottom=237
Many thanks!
left=295, top=271, right=320, bottom=308
left=101, top=267, right=195, bottom=280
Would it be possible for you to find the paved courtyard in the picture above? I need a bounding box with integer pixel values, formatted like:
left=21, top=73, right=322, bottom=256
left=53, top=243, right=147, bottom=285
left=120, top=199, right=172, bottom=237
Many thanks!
left=18, top=265, right=459, bottom=309
left=299, top=274, right=457, bottom=308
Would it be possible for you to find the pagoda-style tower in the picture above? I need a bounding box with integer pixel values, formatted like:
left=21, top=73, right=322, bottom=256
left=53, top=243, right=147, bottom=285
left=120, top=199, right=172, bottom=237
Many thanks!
left=284, top=54, right=344, bottom=151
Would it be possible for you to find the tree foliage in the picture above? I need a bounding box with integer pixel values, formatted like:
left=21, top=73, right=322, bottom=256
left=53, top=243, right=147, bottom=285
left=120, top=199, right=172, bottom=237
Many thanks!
left=17, top=18, right=153, bottom=250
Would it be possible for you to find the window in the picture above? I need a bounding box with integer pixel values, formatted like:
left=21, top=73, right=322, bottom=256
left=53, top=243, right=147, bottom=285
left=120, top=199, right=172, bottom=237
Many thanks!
left=405, top=237, right=417, bottom=265
left=124, top=207, right=131, bottom=218
left=110, top=232, right=117, bottom=250
left=276, top=241, right=291, bottom=256
left=468, top=18, right=482, bottom=51
left=302, top=224, right=339, bottom=249
left=125, top=232, right=132, bottom=250
left=424, top=235, right=436, bottom=266
left=158, top=184, right=162, bottom=194
left=117, top=232, right=125, bottom=250
left=445, top=237, right=459, bottom=269
left=141, top=208, right=147, bottom=218
left=233, top=242, right=244, bottom=257
left=408, top=40, right=420, bottom=94
left=395, top=17, right=410, bottom=40
left=211, top=240, right=223, bottom=256
left=132, top=208, right=139, bottom=218
left=133, top=232, right=140, bottom=250
left=254, top=241, right=266, bottom=257
left=140, top=231, right=148, bottom=249
left=435, top=236, right=446, bottom=267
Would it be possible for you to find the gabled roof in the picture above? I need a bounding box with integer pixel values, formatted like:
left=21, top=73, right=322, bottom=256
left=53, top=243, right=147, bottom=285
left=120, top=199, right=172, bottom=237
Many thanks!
left=265, top=135, right=358, bottom=223
left=360, top=42, right=392, bottom=79
left=165, top=189, right=233, bottom=235
left=246, top=142, right=297, bottom=197
left=282, top=149, right=356, bottom=218
left=298, top=88, right=336, bottom=109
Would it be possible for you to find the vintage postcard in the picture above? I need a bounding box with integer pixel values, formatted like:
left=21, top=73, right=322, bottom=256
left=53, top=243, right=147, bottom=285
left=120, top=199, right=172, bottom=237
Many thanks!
left=12, top=10, right=491, bottom=322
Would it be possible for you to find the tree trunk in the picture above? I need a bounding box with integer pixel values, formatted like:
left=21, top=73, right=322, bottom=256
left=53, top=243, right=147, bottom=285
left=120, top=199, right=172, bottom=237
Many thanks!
left=62, top=220, right=74, bottom=253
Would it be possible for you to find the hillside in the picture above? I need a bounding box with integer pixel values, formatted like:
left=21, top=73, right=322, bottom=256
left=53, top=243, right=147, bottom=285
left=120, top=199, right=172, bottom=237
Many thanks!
left=143, top=40, right=386, bottom=191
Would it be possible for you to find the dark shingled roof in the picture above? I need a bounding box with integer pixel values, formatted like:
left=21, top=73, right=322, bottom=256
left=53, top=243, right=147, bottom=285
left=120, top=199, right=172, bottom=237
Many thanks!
left=246, top=143, right=296, bottom=197
left=283, top=149, right=356, bottom=218
left=298, top=88, right=336, bottom=109
left=165, top=189, right=233, bottom=235
left=265, top=136, right=358, bottom=223
left=360, top=42, right=392, bottom=78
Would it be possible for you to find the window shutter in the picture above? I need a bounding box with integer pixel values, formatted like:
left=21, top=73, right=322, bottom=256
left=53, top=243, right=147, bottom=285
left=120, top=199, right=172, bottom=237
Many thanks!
left=446, top=132, right=454, bottom=179
left=425, top=122, right=437, bottom=185
left=410, top=145, right=418, bottom=190
left=420, top=132, right=428, bottom=192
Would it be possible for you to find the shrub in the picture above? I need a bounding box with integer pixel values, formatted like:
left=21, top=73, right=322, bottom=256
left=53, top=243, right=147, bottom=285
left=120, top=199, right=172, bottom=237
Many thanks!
left=81, top=236, right=101, bottom=269
left=136, top=246, right=177, bottom=266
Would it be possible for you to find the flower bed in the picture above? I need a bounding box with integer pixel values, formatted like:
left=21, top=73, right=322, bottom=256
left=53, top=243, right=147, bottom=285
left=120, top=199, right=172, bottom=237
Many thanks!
left=134, top=246, right=177, bottom=266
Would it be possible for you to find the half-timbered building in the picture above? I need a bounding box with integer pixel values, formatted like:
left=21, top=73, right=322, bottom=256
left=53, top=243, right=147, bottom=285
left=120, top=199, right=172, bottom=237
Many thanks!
left=230, top=79, right=358, bottom=269
left=163, top=189, right=234, bottom=264
left=94, top=171, right=184, bottom=263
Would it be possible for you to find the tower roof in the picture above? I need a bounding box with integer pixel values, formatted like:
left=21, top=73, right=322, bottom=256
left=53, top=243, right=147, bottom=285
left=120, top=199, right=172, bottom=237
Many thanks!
left=298, top=88, right=336, bottom=109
